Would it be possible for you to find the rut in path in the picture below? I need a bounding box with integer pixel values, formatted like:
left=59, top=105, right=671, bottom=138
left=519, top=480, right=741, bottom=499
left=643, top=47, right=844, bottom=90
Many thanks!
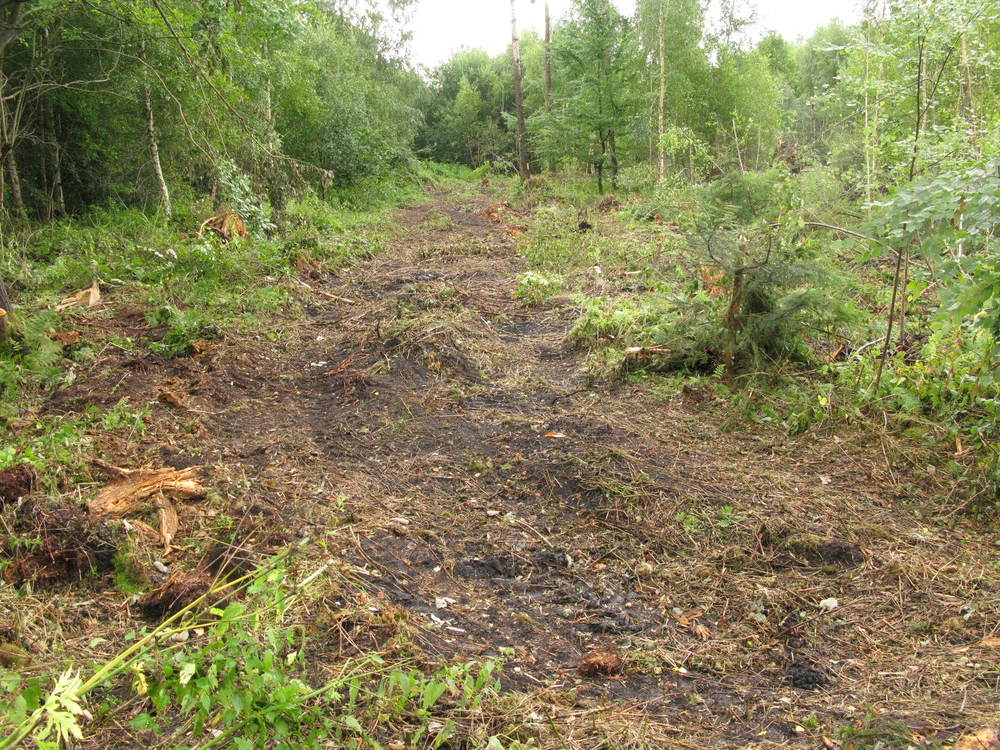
left=54, top=188, right=1000, bottom=747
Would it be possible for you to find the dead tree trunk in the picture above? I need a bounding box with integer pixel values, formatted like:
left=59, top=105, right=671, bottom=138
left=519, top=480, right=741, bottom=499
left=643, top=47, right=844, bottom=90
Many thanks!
left=144, top=82, right=172, bottom=218
left=510, top=0, right=529, bottom=180
left=0, top=275, right=12, bottom=314
left=47, top=101, right=65, bottom=217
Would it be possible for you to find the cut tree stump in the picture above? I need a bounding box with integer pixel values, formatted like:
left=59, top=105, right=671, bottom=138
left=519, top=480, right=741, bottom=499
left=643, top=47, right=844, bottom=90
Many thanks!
left=89, top=461, right=208, bottom=551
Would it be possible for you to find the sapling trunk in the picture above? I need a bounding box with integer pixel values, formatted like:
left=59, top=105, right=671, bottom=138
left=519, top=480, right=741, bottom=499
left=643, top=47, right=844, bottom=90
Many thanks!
left=6, top=148, right=24, bottom=218
left=657, top=5, right=666, bottom=180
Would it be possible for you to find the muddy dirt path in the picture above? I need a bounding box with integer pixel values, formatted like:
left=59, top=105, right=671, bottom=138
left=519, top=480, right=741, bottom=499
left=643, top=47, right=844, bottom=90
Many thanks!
left=54, top=188, right=999, bottom=747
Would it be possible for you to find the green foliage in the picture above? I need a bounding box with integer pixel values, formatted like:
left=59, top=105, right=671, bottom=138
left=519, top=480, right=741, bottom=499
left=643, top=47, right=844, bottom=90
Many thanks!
left=878, top=158, right=1000, bottom=335
left=514, top=271, right=564, bottom=304
left=533, top=0, right=643, bottom=192
left=147, top=306, right=220, bottom=357
left=569, top=294, right=723, bottom=374
left=216, top=160, right=275, bottom=234
left=0, top=559, right=512, bottom=749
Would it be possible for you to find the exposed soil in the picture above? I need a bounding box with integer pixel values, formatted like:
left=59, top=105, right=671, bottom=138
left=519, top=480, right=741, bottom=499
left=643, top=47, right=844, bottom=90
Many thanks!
left=10, top=187, right=999, bottom=747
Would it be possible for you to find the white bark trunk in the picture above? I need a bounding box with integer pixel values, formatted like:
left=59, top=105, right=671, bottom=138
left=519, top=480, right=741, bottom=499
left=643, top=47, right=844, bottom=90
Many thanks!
left=144, top=83, right=172, bottom=218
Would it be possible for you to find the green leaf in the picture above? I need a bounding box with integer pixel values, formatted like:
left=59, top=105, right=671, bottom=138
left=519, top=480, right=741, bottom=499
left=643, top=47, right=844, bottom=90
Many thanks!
left=421, top=680, right=447, bottom=710
left=178, top=662, right=197, bottom=687
left=341, top=715, right=364, bottom=733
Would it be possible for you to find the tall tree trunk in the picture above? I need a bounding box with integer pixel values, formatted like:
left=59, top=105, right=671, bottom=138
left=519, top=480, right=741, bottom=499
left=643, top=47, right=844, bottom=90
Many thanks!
left=45, top=100, right=65, bottom=218
left=52, top=138, right=66, bottom=217
left=597, top=132, right=606, bottom=194
left=544, top=1, right=553, bottom=113
left=657, top=4, right=666, bottom=181
left=144, top=82, right=172, bottom=218
left=510, top=0, right=529, bottom=180
left=862, top=23, right=873, bottom=209
left=609, top=129, right=619, bottom=186
left=7, top=147, right=24, bottom=218
left=958, top=25, right=977, bottom=129
left=544, top=0, right=555, bottom=175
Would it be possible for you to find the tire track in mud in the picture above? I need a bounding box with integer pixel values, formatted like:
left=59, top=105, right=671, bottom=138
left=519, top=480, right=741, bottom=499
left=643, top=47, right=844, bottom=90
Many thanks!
left=278, top=190, right=999, bottom=747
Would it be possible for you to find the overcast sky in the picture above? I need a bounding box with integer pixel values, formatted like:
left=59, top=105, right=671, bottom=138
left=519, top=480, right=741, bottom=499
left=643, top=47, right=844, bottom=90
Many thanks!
left=406, top=0, right=861, bottom=69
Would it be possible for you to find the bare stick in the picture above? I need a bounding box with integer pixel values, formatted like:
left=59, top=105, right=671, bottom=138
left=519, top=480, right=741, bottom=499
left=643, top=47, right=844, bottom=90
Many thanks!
left=874, top=245, right=904, bottom=392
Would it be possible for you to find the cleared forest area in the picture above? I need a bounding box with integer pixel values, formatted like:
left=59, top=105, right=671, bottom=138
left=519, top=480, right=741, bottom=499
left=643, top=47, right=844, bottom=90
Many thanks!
left=1, top=1, right=999, bottom=748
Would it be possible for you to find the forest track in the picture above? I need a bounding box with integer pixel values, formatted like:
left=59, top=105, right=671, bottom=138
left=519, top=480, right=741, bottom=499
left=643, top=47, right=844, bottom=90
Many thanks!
left=44, top=186, right=1000, bottom=748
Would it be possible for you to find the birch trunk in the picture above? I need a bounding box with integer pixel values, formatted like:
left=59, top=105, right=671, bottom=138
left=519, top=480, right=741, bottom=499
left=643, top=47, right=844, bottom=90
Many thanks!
left=144, top=83, right=172, bottom=218
left=657, top=5, right=666, bottom=181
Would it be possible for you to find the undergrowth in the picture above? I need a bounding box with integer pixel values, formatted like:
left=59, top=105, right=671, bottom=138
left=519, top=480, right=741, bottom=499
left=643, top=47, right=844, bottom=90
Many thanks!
left=511, top=169, right=1000, bottom=506
left=0, top=551, right=518, bottom=750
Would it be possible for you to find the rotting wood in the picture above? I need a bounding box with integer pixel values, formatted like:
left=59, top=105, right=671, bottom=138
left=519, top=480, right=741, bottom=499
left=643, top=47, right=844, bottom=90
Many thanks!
left=155, top=492, right=180, bottom=551
left=0, top=275, right=12, bottom=314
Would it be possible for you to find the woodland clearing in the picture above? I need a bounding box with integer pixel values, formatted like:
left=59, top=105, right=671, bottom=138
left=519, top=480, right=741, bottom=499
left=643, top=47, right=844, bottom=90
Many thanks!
left=2, top=184, right=997, bottom=749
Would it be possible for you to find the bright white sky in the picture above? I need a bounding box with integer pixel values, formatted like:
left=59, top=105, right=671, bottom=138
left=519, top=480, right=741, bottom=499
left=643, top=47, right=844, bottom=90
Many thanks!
left=406, top=0, right=861, bottom=69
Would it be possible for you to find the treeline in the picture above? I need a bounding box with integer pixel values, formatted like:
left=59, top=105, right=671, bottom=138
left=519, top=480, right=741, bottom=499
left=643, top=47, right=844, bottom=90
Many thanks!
left=418, top=0, right=998, bottom=196
left=0, top=0, right=422, bottom=222
left=6, top=0, right=995, bottom=220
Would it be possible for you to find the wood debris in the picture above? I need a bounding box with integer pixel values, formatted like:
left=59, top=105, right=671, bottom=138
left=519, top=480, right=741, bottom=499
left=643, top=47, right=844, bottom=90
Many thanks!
left=198, top=211, right=247, bottom=242
left=158, top=389, right=193, bottom=410
left=50, top=330, right=82, bottom=347
left=55, top=280, right=101, bottom=311
left=954, top=727, right=1000, bottom=750
left=89, top=461, right=208, bottom=551
left=138, top=570, right=213, bottom=619
left=578, top=646, right=624, bottom=677
left=89, top=461, right=207, bottom=518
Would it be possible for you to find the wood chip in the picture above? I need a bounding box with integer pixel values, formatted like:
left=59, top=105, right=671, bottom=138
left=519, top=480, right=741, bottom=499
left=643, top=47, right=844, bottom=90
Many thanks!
left=578, top=646, right=624, bottom=677
left=155, top=493, right=179, bottom=550
left=50, top=330, right=81, bottom=347
left=158, top=390, right=192, bottom=410
left=954, top=727, right=1000, bottom=750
